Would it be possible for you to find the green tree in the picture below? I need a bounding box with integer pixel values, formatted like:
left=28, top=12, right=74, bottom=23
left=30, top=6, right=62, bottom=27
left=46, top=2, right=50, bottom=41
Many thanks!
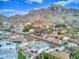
left=18, top=49, right=26, bottom=59
left=69, top=46, right=79, bottom=59
left=55, top=23, right=66, bottom=28
left=39, top=52, right=59, bottom=59
left=23, top=24, right=34, bottom=32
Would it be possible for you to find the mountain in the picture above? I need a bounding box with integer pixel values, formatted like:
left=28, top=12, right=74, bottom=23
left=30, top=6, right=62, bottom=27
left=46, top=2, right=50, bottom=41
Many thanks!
left=0, top=14, right=8, bottom=21
left=0, top=4, right=79, bottom=26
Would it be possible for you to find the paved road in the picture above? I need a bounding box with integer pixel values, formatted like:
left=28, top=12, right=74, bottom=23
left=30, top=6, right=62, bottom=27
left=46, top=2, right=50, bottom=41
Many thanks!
left=26, top=34, right=61, bottom=46
left=15, top=32, right=61, bottom=46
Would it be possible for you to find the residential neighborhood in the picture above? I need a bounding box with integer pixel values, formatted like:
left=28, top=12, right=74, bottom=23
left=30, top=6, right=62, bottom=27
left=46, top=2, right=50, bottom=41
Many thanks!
left=0, top=19, right=79, bottom=59
left=0, top=0, right=79, bottom=59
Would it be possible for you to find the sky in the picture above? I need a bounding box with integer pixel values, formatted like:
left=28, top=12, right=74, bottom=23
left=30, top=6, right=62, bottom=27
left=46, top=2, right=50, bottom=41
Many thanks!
left=0, top=0, right=79, bottom=16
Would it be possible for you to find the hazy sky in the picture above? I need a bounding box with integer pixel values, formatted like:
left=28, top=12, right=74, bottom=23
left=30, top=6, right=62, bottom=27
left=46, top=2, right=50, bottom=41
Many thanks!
left=0, top=0, right=79, bottom=16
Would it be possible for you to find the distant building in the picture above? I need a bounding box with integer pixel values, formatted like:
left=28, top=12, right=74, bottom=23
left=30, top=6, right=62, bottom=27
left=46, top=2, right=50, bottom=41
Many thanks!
left=2, top=22, right=11, bottom=30
left=67, top=42, right=77, bottom=47
left=13, top=24, right=24, bottom=33
left=0, top=31, right=4, bottom=35
left=63, top=36, right=70, bottom=41
left=0, top=41, right=18, bottom=59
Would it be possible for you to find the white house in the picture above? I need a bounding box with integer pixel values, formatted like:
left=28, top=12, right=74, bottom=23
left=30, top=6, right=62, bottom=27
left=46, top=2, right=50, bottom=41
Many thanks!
left=0, top=41, right=18, bottom=59
left=67, top=42, right=77, bottom=47
left=63, top=36, right=70, bottom=41
left=28, top=42, right=49, bottom=53
left=13, top=24, right=24, bottom=33
left=45, top=45, right=65, bottom=53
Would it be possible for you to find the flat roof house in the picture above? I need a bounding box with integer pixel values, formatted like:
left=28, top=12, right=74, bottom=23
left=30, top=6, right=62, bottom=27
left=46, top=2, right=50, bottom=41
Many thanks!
left=28, top=42, right=49, bottom=53
left=0, top=41, right=18, bottom=59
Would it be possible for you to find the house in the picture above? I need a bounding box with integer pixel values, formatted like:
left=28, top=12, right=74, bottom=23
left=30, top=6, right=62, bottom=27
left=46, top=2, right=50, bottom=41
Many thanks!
left=67, top=42, right=77, bottom=47
left=0, top=41, right=18, bottom=59
left=54, top=35, right=64, bottom=40
left=2, top=22, right=11, bottom=30
left=45, top=45, right=65, bottom=52
left=0, top=31, right=4, bottom=35
left=13, top=24, right=24, bottom=33
left=28, top=42, right=49, bottom=53
left=63, top=36, right=70, bottom=41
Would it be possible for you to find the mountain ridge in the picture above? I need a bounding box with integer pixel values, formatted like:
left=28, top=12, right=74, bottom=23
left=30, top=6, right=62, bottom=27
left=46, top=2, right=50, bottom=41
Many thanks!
left=0, top=4, right=79, bottom=25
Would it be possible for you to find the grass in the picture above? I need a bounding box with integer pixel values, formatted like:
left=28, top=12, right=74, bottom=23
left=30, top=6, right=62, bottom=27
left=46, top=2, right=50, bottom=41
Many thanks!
left=18, top=49, right=26, bottom=59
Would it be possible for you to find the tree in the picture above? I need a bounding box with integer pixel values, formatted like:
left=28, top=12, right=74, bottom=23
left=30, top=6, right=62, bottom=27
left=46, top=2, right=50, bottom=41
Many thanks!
left=18, top=49, right=26, bottom=59
left=23, top=24, right=34, bottom=32
left=39, top=52, right=59, bottom=59
left=69, top=46, right=79, bottom=59
left=55, top=23, right=66, bottom=28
